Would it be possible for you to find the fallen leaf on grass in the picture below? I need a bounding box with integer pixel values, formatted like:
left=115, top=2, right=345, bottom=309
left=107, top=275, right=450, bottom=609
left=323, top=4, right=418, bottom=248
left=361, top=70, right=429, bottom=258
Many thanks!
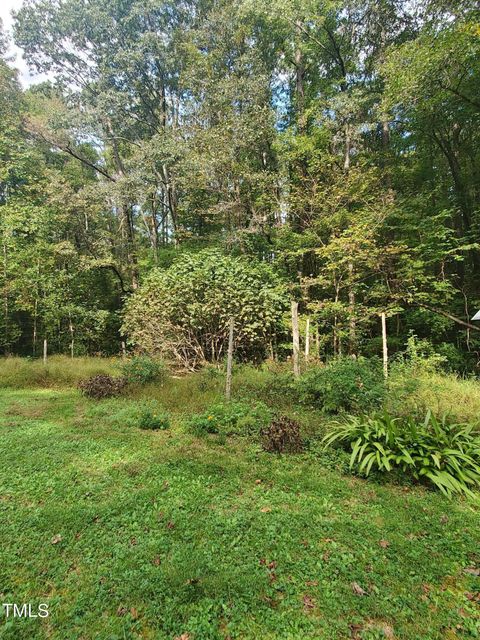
left=463, top=567, right=480, bottom=577
left=465, top=591, right=480, bottom=603
left=302, top=595, right=315, bottom=611
left=379, top=539, right=390, bottom=548
left=166, top=521, right=175, bottom=529
left=51, top=534, right=62, bottom=545
left=261, top=595, right=278, bottom=608
left=130, top=607, right=138, bottom=620
left=351, top=582, right=368, bottom=596
left=306, top=580, right=319, bottom=587
left=260, top=507, right=271, bottom=513
left=174, top=634, right=190, bottom=640
left=152, top=556, right=161, bottom=566
left=117, top=606, right=127, bottom=617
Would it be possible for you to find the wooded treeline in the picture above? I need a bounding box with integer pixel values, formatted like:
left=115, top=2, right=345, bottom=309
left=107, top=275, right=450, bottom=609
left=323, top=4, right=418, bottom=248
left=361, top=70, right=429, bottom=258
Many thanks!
left=1, top=0, right=479, bottom=369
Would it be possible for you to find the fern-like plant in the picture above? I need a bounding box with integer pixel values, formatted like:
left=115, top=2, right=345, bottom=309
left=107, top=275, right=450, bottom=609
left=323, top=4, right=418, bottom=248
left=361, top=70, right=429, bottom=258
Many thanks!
left=323, top=411, right=480, bottom=499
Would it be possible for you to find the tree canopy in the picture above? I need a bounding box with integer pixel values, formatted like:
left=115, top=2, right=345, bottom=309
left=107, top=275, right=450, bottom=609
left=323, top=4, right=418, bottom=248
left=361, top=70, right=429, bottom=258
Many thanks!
left=0, top=0, right=479, bottom=369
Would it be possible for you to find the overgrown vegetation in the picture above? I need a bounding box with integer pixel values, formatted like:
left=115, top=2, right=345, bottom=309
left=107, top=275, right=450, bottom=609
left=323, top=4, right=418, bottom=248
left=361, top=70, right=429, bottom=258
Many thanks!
left=1, top=1, right=479, bottom=372
left=0, top=356, right=120, bottom=389
left=1, top=0, right=480, bottom=633
left=120, top=356, right=166, bottom=385
left=185, top=400, right=272, bottom=437
left=297, top=357, right=386, bottom=414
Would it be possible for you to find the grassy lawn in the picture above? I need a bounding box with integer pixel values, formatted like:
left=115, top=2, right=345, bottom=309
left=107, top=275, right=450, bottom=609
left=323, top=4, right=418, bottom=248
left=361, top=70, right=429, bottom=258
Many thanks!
left=0, top=386, right=479, bottom=639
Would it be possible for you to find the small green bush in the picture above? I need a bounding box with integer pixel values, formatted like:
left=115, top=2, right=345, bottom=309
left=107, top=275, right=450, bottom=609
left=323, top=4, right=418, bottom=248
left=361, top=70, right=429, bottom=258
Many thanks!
left=186, top=412, right=220, bottom=436
left=138, top=408, right=170, bottom=431
left=323, top=411, right=480, bottom=498
left=297, top=357, right=385, bottom=414
left=185, top=400, right=272, bottom=437
left=78, top=374, right=126, bottom=399
left=121, top=356, right=166, bottom=385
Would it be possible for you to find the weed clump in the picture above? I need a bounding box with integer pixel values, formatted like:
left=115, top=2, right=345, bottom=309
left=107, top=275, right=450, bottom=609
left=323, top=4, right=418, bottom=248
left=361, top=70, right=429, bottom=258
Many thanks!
left=261, top=415, right=304, bottom=453
left=121, top=356, right=166, bottom=385
left=185, top=400, right=272, bottom=437
left=138, top=409, right=170, bottom=431
left=78, top=374, right=126, bottom=399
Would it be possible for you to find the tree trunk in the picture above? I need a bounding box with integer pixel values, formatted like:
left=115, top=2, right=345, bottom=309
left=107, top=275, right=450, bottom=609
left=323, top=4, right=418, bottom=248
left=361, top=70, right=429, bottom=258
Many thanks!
left=305, top=317, right=310, bottom=362
left=381, top=312, right=388, bottom=379
left=225, top=317, right=234, bottom=400
left=69, top=315, right=74, bottom=359
left=295, top=20, right=306, bottom=134
left=348, top=261, right=356, bottom=355
left=291, top=301, right=300, bottom=378
left=33, top=298, right=38, bottom=356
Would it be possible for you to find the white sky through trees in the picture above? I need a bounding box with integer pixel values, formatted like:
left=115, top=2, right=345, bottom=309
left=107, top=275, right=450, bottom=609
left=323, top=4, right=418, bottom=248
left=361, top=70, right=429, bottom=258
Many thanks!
left=0, top=0, right=48, bottom=86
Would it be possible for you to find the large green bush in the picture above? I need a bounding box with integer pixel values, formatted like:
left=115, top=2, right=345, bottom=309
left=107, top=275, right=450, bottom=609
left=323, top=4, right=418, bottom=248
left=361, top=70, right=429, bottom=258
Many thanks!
left=323, top=411, right=480, bottom=498
left=297, top=357, right=385, bottom=414
left=122, top=250, right=287, bottom=369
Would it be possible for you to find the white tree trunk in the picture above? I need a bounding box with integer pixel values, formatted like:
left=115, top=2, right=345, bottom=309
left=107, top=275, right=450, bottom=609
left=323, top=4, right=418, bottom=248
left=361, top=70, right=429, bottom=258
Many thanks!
left=225, top=317, right=234, bottom=400
left=291, top=301, right=300, bottom=378
left=381, top=312, right=388, bottom=378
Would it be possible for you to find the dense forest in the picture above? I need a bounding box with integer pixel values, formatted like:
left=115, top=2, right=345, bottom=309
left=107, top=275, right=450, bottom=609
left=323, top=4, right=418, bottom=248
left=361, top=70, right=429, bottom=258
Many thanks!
left=1, top=0, right=480, bottom=371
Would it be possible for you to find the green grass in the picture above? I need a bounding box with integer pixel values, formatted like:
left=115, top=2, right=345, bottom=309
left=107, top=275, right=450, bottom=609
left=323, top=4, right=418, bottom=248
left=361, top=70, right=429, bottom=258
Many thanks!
left=0, top=380, right=479, bottom=639
left=387, top=367, right=480, bottom=426
left=0, top=356, right=121, bottom=389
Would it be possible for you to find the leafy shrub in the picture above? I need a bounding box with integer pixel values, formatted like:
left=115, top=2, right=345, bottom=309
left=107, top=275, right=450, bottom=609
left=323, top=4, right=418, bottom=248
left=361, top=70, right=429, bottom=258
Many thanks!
left=185, top=400, right=272, bottom=437
left=122, top=249, right=287, bottom=368
left=138, top=408, right=170, bottom=431
left=323, top=411, right=480, bottom=498
left=186, top=412, right=220, bottom=436
left=297, top=357, right=385, bottom=414
left=261, top=415, right=304, bottom=453
left=121, top=356, right=166, bottom=385
left=78, top=374, right=126, bottom=399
